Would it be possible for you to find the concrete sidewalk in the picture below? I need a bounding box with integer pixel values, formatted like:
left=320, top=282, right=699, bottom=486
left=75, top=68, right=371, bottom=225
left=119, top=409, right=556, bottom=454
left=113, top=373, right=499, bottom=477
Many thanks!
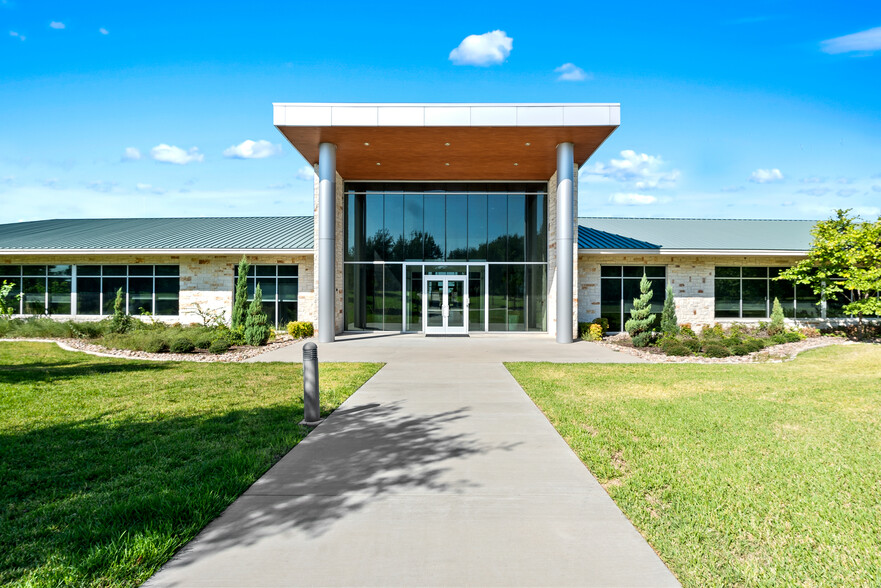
left=146, top=352, right=677, bottom=586
left=249, top=332, right=644, bottom=364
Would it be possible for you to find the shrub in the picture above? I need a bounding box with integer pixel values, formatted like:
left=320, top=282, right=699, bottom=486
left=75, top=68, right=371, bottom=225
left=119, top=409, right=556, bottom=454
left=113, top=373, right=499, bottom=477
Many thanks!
left=722, top=336, right=743, bottom=348
left=770, top=334, right=788, bottom=345
left=141, top=334, right=168, bottom=353
left=799, top=326, right=821, bottom=338
left=703, top=343, right=731, bottom=358
left=169, top=336, right=196, bottom=353
left=109, top=288, right=132, bottom=334
left=660, top=284, right=679, bottom=336
left=192, top=333, right=214, bottom=350
left=586, top=323, right=603, bottom=341
left=682, top=338, right=701, bottom=353
left=703, top=324, right=725, bottom=339
left=730, top=344, right=751, bottom=356
left=591, top=317, right=609, bottom=334
left=578, top=322, right=591, bottom=340
left=232, top=256, right=250, bottom=330
left=784, top=331, right=803, bottom=343
left=625, top=272, right=656, bottom=348
left=769, top=298, right=785, bottom=335
left=69, top=320, right=110, bottom=339
left=744, top=338, right=766, bottom=353
left=208, top=339, right=231, bottom=354
left=659, top=337, right=691, bottom=356
left=286, top=321, right=315, bottom=339
left=243, top=284, right=270, bottom=346
left=680, top=324, right=697, bottom=339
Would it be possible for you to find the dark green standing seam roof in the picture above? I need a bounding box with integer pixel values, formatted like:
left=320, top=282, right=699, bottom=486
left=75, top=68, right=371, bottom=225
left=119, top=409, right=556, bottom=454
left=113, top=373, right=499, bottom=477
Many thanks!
left=578, top=217, right=816, bottom=251
left=0, top=217, right=314, bottom=250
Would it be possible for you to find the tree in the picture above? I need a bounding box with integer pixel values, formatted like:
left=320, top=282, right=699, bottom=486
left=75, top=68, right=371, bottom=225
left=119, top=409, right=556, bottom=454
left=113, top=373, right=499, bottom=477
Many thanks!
left=109, top=287, right=132, bottom=334
left=232, top=256, right=250, bottom=329
left=660, top=284, right=679, bottom=336
left=769, top=297, right=785, bottom=335
left=625, top=271, right=656, bottom=347
left=243, top=283, right=270, bottom=346
left=778, top=209, right=881, bottom=335
left=0, top=280, right=20, bottom=318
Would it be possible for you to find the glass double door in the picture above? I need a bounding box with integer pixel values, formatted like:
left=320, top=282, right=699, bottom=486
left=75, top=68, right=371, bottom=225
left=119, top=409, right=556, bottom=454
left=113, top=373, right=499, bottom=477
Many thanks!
left=423, top=276, right=467, bottom=335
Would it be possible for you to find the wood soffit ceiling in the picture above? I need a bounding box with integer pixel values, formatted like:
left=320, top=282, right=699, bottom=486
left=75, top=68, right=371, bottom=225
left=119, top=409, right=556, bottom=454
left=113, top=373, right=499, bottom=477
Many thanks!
left=277, top=126, right=618, bottom=181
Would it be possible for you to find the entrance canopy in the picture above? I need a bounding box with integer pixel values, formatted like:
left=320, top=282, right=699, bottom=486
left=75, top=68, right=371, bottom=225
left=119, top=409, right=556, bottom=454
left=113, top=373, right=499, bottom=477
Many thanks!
left=273, top=103, right=620, bottom=181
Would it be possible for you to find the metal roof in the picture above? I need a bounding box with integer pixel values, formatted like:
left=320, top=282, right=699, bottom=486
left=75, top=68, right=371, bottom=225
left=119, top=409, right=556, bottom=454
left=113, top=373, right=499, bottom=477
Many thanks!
left=0, top=217, right=314, bottom=252
left=578, top=217, right=815, bottom=252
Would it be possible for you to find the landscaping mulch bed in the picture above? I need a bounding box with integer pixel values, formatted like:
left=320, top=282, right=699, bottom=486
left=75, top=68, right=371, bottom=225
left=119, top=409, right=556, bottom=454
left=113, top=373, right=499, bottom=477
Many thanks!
left=596, top=335, right=857, bottom=364
left=3, top=335, right=301, bottom=363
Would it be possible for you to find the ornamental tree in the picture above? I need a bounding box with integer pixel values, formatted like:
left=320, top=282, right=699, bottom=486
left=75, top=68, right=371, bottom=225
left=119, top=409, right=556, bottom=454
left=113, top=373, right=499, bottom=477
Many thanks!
left=232, top=256, right=250, bottom=329
left=660, top=284, right=679, bottom=337
left=625, top=271, right=656, bottom=347
left=243, top=283, right=271, bottom=346
left=777, top=209, right=881, bottom=334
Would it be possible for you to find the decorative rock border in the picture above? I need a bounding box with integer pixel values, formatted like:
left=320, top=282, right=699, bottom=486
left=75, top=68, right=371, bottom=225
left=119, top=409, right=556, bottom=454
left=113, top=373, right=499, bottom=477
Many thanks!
left=1, top=336, right=302, bottom=363
left=595, top=336, right=857, bottom=364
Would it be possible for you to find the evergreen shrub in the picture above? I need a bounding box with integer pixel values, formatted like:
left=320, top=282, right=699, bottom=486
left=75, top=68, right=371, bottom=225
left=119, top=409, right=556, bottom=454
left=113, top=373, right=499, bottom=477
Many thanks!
left=660, top=337, right=691, bottom=356
left=286, top=321, right=314, bottom=339
left=624, top=272, right=656, bottom=348
left=208, top=339, right=231, bottom=354
left=703, top=343, right=731, bottom=358
left=660, top=285, right=679, bottom=336
left=243, top=284, right=270, bottom=346
left=169, top=336, right=195, bottom=353
left=769, top=297, right=786, bottom=335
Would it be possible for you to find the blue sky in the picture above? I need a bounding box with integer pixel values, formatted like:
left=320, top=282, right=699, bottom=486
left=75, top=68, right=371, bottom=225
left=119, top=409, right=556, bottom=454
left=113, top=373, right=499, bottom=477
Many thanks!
left=1, top=0, right=880, bottom=224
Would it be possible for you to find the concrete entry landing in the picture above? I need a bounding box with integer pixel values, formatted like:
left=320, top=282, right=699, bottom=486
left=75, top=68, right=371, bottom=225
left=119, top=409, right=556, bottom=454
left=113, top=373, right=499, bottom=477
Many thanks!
left=250, top=332, right=644, bottom=364
left=148, top=339, right=674, bottom=586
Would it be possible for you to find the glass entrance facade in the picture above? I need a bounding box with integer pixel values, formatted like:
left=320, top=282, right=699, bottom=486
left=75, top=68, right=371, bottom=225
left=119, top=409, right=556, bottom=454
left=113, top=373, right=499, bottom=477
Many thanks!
left=344, top=183, right=548, bottom=332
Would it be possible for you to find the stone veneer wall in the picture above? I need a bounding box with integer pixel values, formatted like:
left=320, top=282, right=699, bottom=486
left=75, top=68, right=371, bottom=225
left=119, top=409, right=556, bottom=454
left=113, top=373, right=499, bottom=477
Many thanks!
left=312, top=167, right=346, bottom=337
left=546, top=171, right=579, bottom=339
left=0, top=253, right=315, bottom=325
left=577, top=253, right=807, bottom=329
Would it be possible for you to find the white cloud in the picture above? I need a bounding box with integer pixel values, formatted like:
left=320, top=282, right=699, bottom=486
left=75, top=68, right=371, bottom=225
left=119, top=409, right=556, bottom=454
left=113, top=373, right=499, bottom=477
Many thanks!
left=121, top=147, right=141, bottom=161
left=99, top=28, right=109, bottom=35
left=835, top=176, right=853, bottom=184
left=800, top=176, right=826, bottom=183
left=9, top=31, right=25, bottom=41
left=295, top=165, right=315, bottom=181
left=136, top=183, right=166, bottom=195
left=150, top=144, right=204, bottom=165
left=222, top=139, right=281, bottom=159
left=749, top=168, right=784, bottom=183
left=49, top=21, right=65, bottom=30
left=796, top=187, right=831, bottom=197
left=86, top=180, right=117, bottom=193
left=609, top=193, right=658, bottom=206
left=837, top=188, right=858, bottom=197
left=582, top=150, right=680, bottom=190
left=555, top=63, right=590, bottom=82
left=449, top=30, right=512, bottom=66
left=720, top=185, right=746, bottom=193
left=821, top=26, right=881, bottom=54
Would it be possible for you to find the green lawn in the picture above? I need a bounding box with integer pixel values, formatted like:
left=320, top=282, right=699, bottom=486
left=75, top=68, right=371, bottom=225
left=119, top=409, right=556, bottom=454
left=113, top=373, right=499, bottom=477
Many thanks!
left=507, top=345, right=881, bottom=587
left=0, top=342, right=381, bottom=587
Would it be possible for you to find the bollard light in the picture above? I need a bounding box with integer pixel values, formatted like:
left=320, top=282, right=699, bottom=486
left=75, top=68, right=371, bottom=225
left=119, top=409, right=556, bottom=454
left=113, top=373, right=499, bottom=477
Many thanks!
left=299, top=342, right=323, bottom=426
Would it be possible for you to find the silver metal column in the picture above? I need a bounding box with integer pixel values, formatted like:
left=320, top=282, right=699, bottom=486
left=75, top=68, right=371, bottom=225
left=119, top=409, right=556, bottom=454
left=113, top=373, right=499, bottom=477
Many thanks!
left=318, top=142, right=337, bottom=343
left=556, top=142, right=574, bottom=344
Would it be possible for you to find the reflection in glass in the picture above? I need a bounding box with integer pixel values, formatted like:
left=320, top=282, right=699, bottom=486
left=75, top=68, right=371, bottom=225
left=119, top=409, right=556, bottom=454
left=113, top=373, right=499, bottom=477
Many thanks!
left=467, top=194, right=487, bottom=260
left=406, top=265, right=423, bottom=331
left=507, top=194, right=525, bottom=263
left=423, top=194, right=445, bottom=260
left=48, top=277, right=72, bottom=314
left=488, top=265, right=506, bottom=331
left=426, top=280, right=444, bottom=328
left=22, top=277, right=46, bottom=314
left=383, top=264, right=403, bottom=331
left=77, top=277, right=101, bottom=315
left=487, top=195, right=507, bottom=262
left=714, top=279, right=740, bottom=318
left=468, top=266, right=485, bottom=332
left=446, top=194, right=468, bottom=261
left=404, top=194, right=424, bottom=260
left=741, top=280, right=767, bottom=318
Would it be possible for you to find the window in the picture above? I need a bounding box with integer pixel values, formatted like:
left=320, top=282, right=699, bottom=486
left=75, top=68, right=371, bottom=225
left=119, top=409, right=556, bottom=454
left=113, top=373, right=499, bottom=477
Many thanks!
left=600, top=266, right=666, bottom=332
left=233, top=265, right=298, bottom=328
left=0, top=264, right=179, bottom=316
left=714, top=267, right=820, bottom=319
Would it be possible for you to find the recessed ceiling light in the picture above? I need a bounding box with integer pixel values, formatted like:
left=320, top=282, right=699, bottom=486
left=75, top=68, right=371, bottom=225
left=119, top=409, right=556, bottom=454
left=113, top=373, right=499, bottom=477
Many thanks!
left=525, top=142, right=531, bottom=146
left=376, top=162, right=381, bottom=166
left=364, top=142, right=370, bottom=146
left=444, top=142, right=450, bottom=146
left=514, top=163, right=519, bottom=166
left=445, top=163, right=450, bottom=166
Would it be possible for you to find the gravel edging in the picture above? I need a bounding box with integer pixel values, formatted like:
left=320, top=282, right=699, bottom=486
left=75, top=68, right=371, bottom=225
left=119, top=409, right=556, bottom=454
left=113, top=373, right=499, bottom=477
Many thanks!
left=1, top=337, right=302, bottom=363
left=594, top=337, right=858, bottom=364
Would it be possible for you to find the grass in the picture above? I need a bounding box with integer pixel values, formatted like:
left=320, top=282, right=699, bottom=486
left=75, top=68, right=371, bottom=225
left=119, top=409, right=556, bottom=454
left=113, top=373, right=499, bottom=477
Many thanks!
left=507, top=345, right=881, bottom=587
left=0, top=342, right=381, bottom=587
